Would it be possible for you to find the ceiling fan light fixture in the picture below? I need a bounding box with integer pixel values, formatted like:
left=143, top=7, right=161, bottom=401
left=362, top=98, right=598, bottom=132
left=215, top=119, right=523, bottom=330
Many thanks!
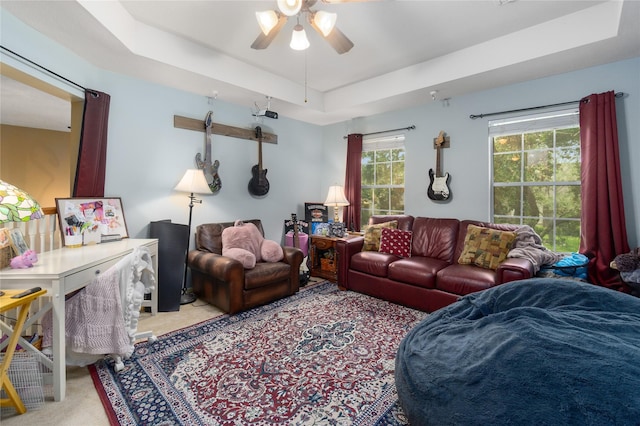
left=290, top=24, right=310, bottom=50
left=256, top=10, right=279, bottom=35
left=277, top=0, right=302, bottom=17
left=312, top=11, right=337, bottom=37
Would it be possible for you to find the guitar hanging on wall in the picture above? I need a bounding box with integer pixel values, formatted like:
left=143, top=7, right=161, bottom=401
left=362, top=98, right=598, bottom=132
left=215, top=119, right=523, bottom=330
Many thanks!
left=427, top=130, right=451, bottom=201
left=195, top=111, right=222, bottom=193
left=248, top=126, right=270, bottom=196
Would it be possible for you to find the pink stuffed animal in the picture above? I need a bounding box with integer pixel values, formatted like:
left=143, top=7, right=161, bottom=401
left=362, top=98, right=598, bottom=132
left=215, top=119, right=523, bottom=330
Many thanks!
left=10, top=249, right=38, bottom=269
left=221, top=220, right=283, bottom=269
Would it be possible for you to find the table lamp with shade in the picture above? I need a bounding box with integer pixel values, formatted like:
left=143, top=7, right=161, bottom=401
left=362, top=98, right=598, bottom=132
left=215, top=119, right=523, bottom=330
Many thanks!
left=173, top=169, right=212, bottom=305
left=0, top=180, right=44, bottom=224
left=0, top=180, right=44, bottom=275
left=324, top=185, right=350, bottom=224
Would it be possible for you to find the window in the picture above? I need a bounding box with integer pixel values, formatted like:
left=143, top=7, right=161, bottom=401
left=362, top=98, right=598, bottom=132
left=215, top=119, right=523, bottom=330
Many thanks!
left=361, top=135, right=405, bottom=228
left=490, top=110, right=581, bottom=252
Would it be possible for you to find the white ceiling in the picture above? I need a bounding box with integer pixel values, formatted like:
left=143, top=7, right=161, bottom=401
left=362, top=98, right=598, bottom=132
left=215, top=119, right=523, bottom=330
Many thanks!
left=0, top=75, right=72, bottom=132
left=1, top=0, right=639, bottom=128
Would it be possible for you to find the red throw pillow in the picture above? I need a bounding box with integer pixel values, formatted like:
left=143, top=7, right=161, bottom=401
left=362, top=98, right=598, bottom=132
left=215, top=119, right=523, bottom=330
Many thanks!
left=379, top=227, right=412, bottom=258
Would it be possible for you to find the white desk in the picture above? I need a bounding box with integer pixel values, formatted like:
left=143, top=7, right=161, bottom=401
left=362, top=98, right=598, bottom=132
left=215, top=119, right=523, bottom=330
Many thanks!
left=0, top=238, right=158, bottom=401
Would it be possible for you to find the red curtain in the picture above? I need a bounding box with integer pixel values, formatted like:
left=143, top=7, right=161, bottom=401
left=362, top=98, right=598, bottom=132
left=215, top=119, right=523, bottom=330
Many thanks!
left=73, top=90, right=111, bottom=197
left=579, top=91, right=630, bottom=292
left=343, top=134, right=363, bottom=231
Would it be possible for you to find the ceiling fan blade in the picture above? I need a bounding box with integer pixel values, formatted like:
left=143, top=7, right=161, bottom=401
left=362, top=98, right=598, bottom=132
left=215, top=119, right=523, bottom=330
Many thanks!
left=324, top=26, right=354, bottom=54
left=309, top=19, right=354, bottom=54
left=251, top=15, right=288, bottom=50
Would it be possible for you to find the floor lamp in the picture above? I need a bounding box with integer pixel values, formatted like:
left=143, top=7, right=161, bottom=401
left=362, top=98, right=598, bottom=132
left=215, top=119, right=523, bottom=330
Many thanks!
left=174, top=169, right=211, bottom=305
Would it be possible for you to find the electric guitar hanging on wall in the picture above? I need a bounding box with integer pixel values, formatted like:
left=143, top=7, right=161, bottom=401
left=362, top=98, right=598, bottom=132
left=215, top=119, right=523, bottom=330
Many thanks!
left=195, top=110, right=222, bottom=193
left=427, top=130, right=451, bottom=201
left=248, top=126, right=270, bottom=196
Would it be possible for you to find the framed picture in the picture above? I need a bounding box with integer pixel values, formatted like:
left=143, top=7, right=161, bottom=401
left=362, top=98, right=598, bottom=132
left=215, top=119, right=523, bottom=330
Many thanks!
left=313, top=222, right=331, bottom=236
left=8, top=228, right=29, bottom=255
left=328, top=222, right=346, bottom=238
left=55, top=197, right=129, bottom=246
left=305, top=202, right=328, bottom=223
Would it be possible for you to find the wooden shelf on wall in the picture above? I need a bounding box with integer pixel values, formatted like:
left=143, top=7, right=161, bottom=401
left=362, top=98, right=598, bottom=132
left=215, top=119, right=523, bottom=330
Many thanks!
left=173, top=115, right=277, bottom=144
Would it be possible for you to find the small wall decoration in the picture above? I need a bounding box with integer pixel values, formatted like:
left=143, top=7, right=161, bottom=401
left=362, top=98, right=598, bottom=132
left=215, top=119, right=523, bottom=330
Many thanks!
left=55, top=197, right=129, bottom=246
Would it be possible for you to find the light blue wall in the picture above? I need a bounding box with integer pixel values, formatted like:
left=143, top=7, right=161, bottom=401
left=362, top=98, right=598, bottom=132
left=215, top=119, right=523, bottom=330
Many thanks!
left=1, top=10, right=325, bottom=243
left=99, top=70, right=324, bottom=243
left=3, top=10, right=639, bottom=248
left=323, top=57, right=640, bottom=248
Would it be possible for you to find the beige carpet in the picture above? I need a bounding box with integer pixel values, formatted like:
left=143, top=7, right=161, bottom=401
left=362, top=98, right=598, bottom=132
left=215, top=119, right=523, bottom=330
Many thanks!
left=0, top=297, right=225, bottom=425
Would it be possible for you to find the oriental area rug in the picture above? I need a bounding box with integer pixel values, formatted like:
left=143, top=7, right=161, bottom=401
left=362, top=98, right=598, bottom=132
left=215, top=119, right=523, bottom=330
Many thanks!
left=89, top=282, right=427, bottom=425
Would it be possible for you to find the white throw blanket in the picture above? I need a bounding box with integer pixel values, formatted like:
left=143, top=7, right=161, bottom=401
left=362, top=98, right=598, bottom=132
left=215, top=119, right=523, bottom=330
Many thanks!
left=116, top=246, right=156, bottom=356
left=508, top=225, right=565, bottom=273
left=42, top=246, right=155, bottom=366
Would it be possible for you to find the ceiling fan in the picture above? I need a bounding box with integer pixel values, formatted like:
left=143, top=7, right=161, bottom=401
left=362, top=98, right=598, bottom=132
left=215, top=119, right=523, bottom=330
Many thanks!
left=251, top=0, right=358, bottom=54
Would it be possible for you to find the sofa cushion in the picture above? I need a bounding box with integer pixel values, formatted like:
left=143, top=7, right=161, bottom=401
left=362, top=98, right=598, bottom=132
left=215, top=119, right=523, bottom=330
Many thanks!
left=362, top=220, right=398, bottom=251
left=350, top=251, right=397, bottom=277
left=196, top=219, right=264, bottom=255
left=410, top=217, right=460, bottom=262
left=436, top=263, right=498, bottom=295
left=244, top=262, right=291, bottom=290
left=379, top=228, right=412, bottom=258
left=454, top=220, right=520, bottom=261
left=458, top=225, right=517, bottom=270
left=388, top=257, right=449, bottom=289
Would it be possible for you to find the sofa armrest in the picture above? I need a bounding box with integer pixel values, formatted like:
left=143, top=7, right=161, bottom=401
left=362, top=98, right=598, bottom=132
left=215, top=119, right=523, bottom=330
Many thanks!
left=282, top=246, right=304, bottom=293
left=496, top=257, right=535, bottom=284
left=188, top=250, right=245, bottom=283
left=335, top=236, right=364, bottom=288
left=282, top=246, right=303, bottom=268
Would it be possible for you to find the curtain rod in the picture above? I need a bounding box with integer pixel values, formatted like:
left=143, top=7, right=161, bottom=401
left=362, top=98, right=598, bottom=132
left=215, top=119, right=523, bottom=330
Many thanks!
left=470, top=92, right=624, bottom=120
left=343, top=125, right=415, bottom=139
left=0, top=45, right=93, bottom=94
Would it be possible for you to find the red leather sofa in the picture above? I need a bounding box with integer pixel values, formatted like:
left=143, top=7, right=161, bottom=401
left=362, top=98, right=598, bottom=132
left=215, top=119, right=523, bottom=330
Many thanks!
left=336, top=215, right=535, bottom=312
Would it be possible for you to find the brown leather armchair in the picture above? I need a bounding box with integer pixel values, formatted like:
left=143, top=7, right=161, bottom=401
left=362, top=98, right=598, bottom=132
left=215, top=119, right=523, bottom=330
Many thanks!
left=187, top=219, right=303, bottom=314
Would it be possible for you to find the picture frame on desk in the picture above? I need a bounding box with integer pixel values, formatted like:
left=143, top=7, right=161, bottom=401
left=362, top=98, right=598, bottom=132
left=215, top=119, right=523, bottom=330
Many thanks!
left=55, top=197, right=129, bottom=246
left=8, top=228, right=29, bottom=255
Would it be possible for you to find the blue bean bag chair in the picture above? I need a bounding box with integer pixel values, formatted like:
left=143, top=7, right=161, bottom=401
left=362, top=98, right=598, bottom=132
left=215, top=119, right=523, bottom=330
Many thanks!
left=395, top=278, right=640, bottom=426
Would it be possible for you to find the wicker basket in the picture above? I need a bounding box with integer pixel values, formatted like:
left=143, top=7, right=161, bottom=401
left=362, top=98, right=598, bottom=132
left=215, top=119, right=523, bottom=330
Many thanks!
left=320, top=258, right=334, bottom=271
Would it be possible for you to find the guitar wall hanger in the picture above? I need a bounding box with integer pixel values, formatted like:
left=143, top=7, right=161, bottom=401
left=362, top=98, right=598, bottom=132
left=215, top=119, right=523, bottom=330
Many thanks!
left=174, top=115, right=278, bottom=144
left=432, top=134, right=450, bottom=149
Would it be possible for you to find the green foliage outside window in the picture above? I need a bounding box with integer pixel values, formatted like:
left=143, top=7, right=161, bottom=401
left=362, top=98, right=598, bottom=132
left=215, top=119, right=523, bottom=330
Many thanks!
left=361, top=148, right=405, bottom=228
left=492, top=126, right=581, bottom=252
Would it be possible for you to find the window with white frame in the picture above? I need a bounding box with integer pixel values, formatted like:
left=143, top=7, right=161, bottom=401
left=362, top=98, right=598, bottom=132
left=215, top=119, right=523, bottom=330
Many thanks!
left=360, top=135, right=405, bottom=228
left=490, top=109, right=581, bottom=252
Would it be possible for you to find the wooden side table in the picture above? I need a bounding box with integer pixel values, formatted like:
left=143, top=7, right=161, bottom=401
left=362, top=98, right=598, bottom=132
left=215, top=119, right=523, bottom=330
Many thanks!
left=310, top=235, right=338, bottom=282
left=0, top=288, right=47, bottom=414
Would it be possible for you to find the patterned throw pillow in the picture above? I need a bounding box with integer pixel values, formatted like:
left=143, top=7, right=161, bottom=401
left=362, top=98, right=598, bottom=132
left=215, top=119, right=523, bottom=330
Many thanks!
left=458, top=224, right=517, bottom=270
left=379, top=227, right=412, bottom=258
left=362, top=220, right=398, bottom=251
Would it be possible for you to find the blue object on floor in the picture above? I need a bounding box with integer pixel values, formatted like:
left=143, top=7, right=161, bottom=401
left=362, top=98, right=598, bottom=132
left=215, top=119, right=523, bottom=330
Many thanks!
left=395, top=278, right=640, bottom=426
